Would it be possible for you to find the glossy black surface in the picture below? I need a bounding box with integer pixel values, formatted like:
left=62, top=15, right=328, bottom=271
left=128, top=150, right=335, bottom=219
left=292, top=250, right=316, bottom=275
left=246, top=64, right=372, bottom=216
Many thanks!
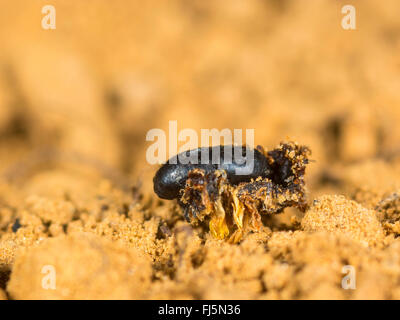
left=153, top=145, right=271, bottom=199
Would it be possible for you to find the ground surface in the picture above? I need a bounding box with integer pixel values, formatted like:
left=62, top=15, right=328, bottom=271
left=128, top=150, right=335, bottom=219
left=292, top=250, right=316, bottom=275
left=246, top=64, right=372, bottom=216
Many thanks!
left=1, top=0, right=400, bottom=299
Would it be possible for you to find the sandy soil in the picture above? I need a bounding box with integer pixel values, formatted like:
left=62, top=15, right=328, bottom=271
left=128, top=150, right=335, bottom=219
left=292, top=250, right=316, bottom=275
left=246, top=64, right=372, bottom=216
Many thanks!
left=1, top=0, right=400, bottom=299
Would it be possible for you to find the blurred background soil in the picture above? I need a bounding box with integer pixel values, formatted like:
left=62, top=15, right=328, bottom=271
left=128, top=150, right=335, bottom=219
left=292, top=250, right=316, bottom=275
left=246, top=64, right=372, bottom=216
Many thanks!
left=1, top=0, right=400, bottom=299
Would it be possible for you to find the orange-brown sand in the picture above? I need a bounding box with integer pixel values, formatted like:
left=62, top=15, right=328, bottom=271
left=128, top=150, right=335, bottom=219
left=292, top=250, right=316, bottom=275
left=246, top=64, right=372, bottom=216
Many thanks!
left=1, top=0, right=400, bottom=299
